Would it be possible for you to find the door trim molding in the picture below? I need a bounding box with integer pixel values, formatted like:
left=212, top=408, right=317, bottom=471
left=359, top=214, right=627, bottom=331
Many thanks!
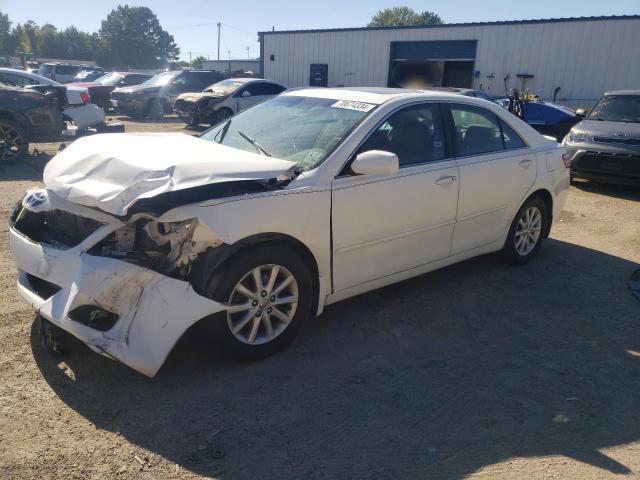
left=335, top=219, right=456, bottom=255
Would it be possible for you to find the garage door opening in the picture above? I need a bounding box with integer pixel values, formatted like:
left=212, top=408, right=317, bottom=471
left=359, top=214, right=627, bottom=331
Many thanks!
left=387, top=40, right=477, bottom=89
left=389, top=59, right=474, bottom=88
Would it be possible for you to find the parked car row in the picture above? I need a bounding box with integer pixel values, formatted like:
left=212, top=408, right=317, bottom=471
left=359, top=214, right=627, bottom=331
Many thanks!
left=109, top=70, right=287, bottom=124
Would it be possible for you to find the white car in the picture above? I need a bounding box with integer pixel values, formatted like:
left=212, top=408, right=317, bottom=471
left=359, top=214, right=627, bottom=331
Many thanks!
left=0, top=68, right=105, bottom=130
left=9, top=88, right=570, bottom=377
left=173, top=78, right=287, bottom=126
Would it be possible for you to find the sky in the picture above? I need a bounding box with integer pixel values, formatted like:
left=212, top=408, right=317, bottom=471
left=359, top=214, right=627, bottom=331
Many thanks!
left=2, top=0, right=638, bottom=62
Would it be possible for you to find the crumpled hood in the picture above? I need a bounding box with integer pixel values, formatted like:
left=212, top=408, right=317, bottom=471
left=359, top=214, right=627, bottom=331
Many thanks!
left=43, top=133, right=296, bottom=216
left=176, top=91, right=224, bottom=103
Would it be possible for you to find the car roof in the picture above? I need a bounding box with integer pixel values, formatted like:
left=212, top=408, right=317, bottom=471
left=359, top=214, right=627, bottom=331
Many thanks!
left=605, top=90, right=640, bottom=96
left=284, top=86, right=462, bottom=104
left=0, top=67, right=58, bottom=85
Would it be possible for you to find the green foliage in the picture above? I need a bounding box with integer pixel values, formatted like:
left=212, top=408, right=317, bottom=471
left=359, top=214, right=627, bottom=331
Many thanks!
left=0, top=6, right=180, bottom=69
left=190, top=55, right=207, bottom=70
left=98, top=5, right=180, bottom=69
left=368, top=6, right=443, bottom=27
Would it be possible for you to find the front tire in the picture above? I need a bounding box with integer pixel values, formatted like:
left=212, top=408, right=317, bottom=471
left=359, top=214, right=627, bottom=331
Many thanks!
left=205, top=245, right=313, bottom=359
left=210, top=108, right=233, bottom=126
left=501, top=196, right=548, bottom=265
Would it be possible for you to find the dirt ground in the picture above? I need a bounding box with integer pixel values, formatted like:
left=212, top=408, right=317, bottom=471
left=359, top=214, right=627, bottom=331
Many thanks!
left=1, top=116, right=639, bottom=480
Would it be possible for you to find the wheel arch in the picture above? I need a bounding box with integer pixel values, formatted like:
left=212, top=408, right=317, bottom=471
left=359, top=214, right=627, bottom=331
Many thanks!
left=189, top=232, right=321, bottom=314
left=521, top=188, right=554, bottom=238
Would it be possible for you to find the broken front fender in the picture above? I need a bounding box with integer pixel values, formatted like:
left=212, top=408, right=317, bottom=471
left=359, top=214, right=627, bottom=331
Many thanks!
left=10, top=222, right=227, bottom=377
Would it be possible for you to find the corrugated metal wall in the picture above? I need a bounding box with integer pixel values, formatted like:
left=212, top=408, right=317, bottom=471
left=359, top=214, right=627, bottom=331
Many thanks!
left=261, top=18, right=640, bottom=107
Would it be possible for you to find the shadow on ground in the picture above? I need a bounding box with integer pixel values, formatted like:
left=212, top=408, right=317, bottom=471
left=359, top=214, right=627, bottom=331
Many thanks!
left=571, top=178, right=640, bottom=201
left=32, top=239, right=640, bottom=479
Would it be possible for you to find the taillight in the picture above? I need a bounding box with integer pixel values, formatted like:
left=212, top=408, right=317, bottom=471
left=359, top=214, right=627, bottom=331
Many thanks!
left=80, top=92, right=90, bottom=104
left=562, top=152, right=572, bottom=168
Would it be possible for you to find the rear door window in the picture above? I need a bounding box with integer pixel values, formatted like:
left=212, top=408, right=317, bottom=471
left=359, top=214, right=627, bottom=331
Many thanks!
left=449, top=104, right=505, bottom=156
left=0, top=73, right=35, bottom=86
left=500, top=120, right=528, bottom=149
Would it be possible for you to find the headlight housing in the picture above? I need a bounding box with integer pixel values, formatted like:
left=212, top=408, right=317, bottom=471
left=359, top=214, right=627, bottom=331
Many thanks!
left=568, top=131, right=590, bottom=143
left=91, top=218, right=221, bottom=279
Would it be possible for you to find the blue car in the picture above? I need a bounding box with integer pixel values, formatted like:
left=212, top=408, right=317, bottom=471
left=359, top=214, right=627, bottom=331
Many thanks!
left=494, top=97, right=582, bottom=141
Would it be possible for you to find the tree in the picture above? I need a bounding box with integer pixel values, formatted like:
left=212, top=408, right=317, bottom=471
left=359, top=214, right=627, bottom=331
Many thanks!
left=98, top=5, right=180, bottom=69
left=190, top=55, right=207, bottom=70
left=0, top=10, right=12, bottom=56
left=368, top=6, right=443, bottom=27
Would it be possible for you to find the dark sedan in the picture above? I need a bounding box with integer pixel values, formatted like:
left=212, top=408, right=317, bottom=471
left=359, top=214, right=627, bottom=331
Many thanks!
left=70, top=72, right=152, bottom=110
left=0, top=84, right=64, bottom=162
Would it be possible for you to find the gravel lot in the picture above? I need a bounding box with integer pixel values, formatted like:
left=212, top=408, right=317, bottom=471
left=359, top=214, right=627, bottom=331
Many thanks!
left=1, top=116, right=639, bottom=480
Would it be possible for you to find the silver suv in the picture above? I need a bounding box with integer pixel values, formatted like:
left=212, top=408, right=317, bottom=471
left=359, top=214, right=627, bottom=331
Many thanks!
left=563, top=91, right=640, bottom=186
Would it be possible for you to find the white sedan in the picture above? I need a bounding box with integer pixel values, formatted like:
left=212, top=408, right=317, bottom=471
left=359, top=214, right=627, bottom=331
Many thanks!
left=9, top=88, right=570, bottom=377
left=0, top=67, right=105, bottom=130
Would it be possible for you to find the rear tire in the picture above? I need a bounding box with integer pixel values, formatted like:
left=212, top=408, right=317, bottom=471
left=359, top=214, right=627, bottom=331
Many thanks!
left=501, top=196, right=548, bottom=265
left=204, top=244, right=313, bottom=360
left=0, top=120, right=29, bottom=163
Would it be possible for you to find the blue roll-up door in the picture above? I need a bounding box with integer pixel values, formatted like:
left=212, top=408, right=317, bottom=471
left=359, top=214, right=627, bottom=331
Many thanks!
left=391, top=40, right=477, bottom=60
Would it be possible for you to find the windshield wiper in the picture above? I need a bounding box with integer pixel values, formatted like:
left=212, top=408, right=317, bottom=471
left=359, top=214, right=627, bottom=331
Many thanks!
left=216, top=118, right=232, bottom=143
left=237, top=130, right=271, bottom=156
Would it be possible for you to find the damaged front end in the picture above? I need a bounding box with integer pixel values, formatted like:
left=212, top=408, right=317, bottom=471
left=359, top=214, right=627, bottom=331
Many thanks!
left=90, top=217, right=222, bottom=280
left=9, top=188, right=232, bottom=377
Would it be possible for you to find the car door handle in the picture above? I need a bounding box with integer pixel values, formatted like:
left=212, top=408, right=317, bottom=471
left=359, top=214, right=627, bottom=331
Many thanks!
left=519, top=159, right=533, bottom=169
left=435, top=175, right=457, bottom=185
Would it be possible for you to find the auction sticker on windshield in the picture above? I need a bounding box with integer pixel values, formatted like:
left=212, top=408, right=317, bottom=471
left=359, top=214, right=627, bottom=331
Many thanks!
left=331, top=100, right=376, bottom=112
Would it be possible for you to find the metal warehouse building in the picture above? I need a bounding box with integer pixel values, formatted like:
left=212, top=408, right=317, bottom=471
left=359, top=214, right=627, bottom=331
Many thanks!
left=258, top=15, right=640, bottom=107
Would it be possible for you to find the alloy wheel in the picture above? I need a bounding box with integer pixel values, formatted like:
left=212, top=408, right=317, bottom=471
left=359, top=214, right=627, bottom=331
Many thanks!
left=226, top=264, right=299, bottom=345
left=0, top=123, right=25, bottom=162
left=515, top=206, right=542, bottom=256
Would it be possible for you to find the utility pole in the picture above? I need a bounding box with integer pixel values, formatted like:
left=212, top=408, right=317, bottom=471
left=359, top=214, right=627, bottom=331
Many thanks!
left=217, top=22, right=221, bottom=60
left=189, top=51, right=192, bottom=63
left=228, top=50, right=231, bottom=71
left=246, top=46, right=250, bottom=59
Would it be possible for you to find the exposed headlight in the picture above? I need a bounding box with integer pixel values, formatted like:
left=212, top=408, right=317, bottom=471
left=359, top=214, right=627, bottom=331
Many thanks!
left=568, top=131, right=590, bottom=143
left=92, top=218, right=221, bottom=277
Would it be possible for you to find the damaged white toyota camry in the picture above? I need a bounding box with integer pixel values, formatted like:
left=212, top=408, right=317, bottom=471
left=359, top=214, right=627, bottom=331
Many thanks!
left=9, top=87, right=570, bottom=377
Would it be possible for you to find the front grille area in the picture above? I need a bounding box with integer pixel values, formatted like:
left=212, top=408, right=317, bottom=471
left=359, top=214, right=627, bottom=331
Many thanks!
left=173, top=99, right=198, bottom=113
left=593, top=136, right=640, bottom=147
left=26, top=273, right=62, bottom=299
left=573, top=152, right=640, bottom=178
left=11, top=206, right=105, bottom=249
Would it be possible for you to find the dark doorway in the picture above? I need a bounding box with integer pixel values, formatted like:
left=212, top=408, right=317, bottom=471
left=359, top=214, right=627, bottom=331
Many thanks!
left=309, top=64, right=328, bottom=87
left=387, top=40, right=477, bottom=89
left=442, top=61, right=474, bottom=88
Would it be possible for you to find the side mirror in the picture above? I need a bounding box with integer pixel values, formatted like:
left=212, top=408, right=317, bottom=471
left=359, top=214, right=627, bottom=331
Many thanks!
left=575, top=108, right=588, bottom=117
left=241, top=90, right=251, bottom=98
left=351, top=150, right=399, bottom=176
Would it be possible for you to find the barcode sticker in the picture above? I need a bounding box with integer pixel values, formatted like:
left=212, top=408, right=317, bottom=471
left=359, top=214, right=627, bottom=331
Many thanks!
left=331, top=100, right=376, bottom=112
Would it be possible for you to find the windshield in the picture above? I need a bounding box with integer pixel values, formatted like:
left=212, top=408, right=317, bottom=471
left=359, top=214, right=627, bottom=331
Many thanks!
left=587, top=95, right=640, bottom=123
left=96, top=73, right=124, bottom=85
left=144, top=72, right=177, bottom=86
left=201, top=95, right=376, bottom=170
left=204, top=79, right=245, bottom=95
